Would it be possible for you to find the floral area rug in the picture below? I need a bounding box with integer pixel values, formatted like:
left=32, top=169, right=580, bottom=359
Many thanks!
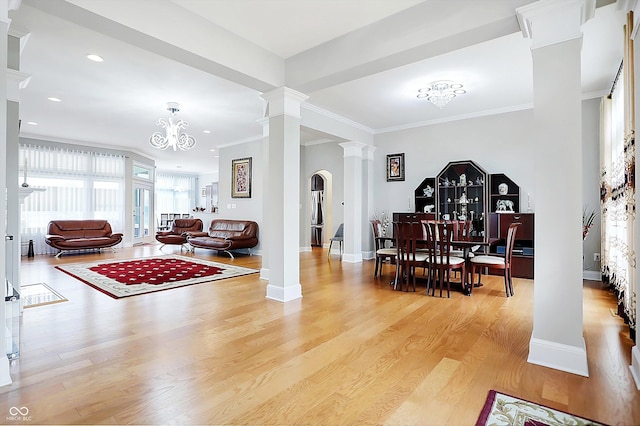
left=55, top=255, right=258, bottom=299
left=476, top=390, right=606, bottom=426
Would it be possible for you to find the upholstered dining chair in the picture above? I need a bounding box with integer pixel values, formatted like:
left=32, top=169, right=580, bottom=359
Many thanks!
left=328, top=223, right=344, bottom=259
left=394, top=221, right=429, bottom=292
left=425, top=221, right=465, bottom=298
left=469, top=222, right=520, bottom=297
left=371, top=219, right=396, bottom=278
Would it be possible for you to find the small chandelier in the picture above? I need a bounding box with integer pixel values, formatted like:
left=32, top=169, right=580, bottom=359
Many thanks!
left=417, top=80, right=466, bottom=109
left=149, top=102, right=196, bottom=151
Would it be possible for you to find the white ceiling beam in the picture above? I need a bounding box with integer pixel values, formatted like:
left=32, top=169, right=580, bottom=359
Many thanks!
left=24, top=0, right=285, bottom=92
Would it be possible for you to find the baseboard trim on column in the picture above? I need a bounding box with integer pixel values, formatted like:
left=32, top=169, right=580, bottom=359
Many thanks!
left=260, top=268, right=269, bottom=281
left=630, top=345, right=640, bottom=390
left=266, top=283, right=302, bottom=302
left=342, top=253, right=363, bottom=263
left=0, top=356, right=11, bottom=387
left=528, top=336, right=589, bottom=377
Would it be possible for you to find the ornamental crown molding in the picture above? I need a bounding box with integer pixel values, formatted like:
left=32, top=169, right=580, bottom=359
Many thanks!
left=260, top=87, right=309, bottom=118
left=516, top=0, right=596, bottom=49
left=6, top=68, right=30, bottom=101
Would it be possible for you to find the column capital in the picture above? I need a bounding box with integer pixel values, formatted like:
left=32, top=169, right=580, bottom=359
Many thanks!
left=339, top=141, right=367, bottom=158
left=363, top=144, right=376, bottom=161
left=516, top=0, right=595, bottom=49
left=260, top=86, right=309, bottom=119
left=256, top=117, right=269, bottom=136
left=7, top=68, right=30, bottom=101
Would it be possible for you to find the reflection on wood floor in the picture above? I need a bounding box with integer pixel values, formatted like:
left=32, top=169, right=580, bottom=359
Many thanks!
left=1, top=244, right=638, bottom=425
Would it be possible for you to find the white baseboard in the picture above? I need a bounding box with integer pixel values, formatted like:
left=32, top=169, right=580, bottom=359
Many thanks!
left=631, top=346, right=640, bottom=390
left=583, top=270, right=601, bottom=281
left=0, top=355, right=11, bottom=387
left=528, top=336, right=589, bottom=377
left=266, top=283, right=302, bottom=302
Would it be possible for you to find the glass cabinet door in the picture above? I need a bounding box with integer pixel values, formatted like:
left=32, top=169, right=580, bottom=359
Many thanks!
left=436, top=160, right=487, bottom=239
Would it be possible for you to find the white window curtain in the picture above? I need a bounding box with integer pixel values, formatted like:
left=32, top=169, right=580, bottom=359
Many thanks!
left=19, top=144, right=126, bottom=255
left=601, top=58, right=636, bottom=346
left=155, top=172, right=198, bottom=218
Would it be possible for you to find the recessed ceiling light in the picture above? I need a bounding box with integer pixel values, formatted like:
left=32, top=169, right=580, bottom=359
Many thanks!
left=48, top=97, right=61, bottom=102
left=203, top=130, right=211, bottom=134
left=86, top=54, right=104, bottom=62
left=26, top=121, right=38, bottom=125
left=209, top=149, right=215, bottom=152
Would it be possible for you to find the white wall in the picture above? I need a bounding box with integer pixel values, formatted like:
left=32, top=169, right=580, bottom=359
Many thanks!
left=218, top=139, right=264, bottom=254
left=373, top=109, right=536, bottom=215
left=300, top=142, right=345, bottom=249
left=582, top=98, right=602, bottom=275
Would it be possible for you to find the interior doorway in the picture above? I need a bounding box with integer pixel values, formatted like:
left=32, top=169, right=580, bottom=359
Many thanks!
left=309, top=170, right=333, bottom=248
left=133, top=182, right=154, bottom=245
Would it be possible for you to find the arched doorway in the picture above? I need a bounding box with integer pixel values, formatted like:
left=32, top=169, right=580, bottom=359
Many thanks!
left=309, top=170, right=333, bottom=249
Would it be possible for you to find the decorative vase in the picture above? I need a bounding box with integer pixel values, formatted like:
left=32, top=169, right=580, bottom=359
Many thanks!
left=498, top=183, right=508, bottom=195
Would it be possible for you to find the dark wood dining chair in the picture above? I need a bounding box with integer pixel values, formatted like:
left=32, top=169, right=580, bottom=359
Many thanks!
left=425, top=221, right=465, bottom=298
left=469, top=222, right=520, bottom=297
left=371, top=219, right=396, bottom=278
left=393, top=221, right=429, bottom=292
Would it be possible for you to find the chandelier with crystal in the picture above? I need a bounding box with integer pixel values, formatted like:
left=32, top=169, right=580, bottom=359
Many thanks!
left=149, top=102, right=196, bottom=151
left=417, top=80, right=466, bottom=109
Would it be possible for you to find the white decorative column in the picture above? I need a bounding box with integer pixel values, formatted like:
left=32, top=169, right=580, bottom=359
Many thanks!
left=0, top=0, right=21, bottom=388
left=340, top=141, right=366, bottom=263
left=517, top=0, right=595, bottom=377
left=363, top=145, right=376, bottom=259
left=260, top=87, right=308, bottom=302
left=257, top=117, right=270, bottom=281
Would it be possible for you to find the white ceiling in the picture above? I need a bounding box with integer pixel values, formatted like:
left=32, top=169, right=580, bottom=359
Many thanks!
left=9, top=0, right=625, bottom=175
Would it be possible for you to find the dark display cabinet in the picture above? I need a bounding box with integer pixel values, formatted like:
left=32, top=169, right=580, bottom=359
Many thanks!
left=436, top=160, right=488, bottom=240
left=488, top=212, right=534, bottom=278
left=489, top=173, right=520, bottom=213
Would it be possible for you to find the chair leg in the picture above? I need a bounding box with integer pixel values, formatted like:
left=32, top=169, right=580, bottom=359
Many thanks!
left=374, top=257, right=380, bottom=277
left=507, top=268, right=514, bottom=296
left=328, top=241, right=333, bottom=258
left=504, top=269, right=510, bottom=297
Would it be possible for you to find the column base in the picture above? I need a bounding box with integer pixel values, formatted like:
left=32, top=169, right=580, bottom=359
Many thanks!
left=266, top=283, right=302, bottom=302
left=342, top=253, right=363, bottom=263
left=630, top=345, right=640, bottom=390
left=0, top=355, right=12, bottom=387
left=528, top=336, right=589, bottom=377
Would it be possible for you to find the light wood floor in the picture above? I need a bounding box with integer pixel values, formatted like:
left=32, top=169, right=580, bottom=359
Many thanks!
left=2, top=244, right=639, bottom=425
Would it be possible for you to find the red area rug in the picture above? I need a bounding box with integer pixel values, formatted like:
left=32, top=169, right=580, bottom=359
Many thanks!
left=55, top=255, right=258, bottom=298
left=476, top=390, right=606, bottom=426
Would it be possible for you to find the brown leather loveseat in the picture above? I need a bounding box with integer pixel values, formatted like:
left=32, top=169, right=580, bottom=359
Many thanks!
left=186, top=219, right=258, bottom=259
left=155, top=218, right=203, bottom=248
left=45, top=219, right=123, bottom=258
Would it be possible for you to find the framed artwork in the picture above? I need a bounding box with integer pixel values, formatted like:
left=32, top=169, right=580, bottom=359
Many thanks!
left=386, top=153, right=405, bottom=182
left=231, top=157, right=252, bottom=198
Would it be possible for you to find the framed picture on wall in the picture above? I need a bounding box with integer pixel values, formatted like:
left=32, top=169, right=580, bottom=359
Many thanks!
left=231, top=157, right=252, bottom=198
left=386, top=153, right=405, bottom=182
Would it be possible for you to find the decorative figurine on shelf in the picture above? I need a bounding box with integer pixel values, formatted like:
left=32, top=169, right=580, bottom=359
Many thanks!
left=496, top=199, right=515, bottom=212
left=424, top=204, right=435, bottom=213
left=459, top=193, right=468, bottom=204
left=444, top=177, right=450, bottom=187
left=476, top=177, right=483, bottom=185
left=459, top=174, right=466, bottom=186
left=498, top=182, right=509, bottom=195
left=423, top=185, right=434, bottom=197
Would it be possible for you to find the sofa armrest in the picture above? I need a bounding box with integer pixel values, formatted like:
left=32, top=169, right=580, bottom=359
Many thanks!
left=156, top=230, right=173, bottom=237
left=110, top=233, right=124, bottom=239
left=45, top=234, right=65, bottom=241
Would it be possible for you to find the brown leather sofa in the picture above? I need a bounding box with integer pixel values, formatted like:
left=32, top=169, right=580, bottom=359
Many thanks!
left=45, top=219, right=123, bottom=258
left=186, top=219, right=258, bottom=258
left=155, top=218, right=203, bottom=248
